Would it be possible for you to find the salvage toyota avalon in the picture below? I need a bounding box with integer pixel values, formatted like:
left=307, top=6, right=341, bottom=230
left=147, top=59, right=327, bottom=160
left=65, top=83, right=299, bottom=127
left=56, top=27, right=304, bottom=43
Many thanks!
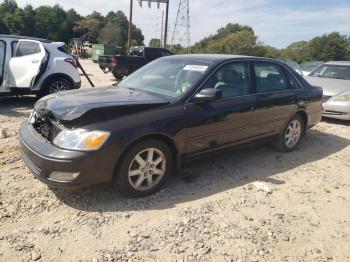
left=20, top=55, right=323, bottom=197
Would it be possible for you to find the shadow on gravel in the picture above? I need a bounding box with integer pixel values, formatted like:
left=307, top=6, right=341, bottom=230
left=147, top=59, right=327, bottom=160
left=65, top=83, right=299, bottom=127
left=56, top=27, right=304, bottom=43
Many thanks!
left=0, top=96, right=37, bottom=118
left=322, top=117, right=350, bottom=126
left=51, top=128, right=350, bottom=212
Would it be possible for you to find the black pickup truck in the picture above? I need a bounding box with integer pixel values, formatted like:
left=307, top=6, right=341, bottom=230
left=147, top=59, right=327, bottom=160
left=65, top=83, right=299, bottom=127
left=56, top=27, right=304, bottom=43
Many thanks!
left=98, top=46, right=173, bottom=80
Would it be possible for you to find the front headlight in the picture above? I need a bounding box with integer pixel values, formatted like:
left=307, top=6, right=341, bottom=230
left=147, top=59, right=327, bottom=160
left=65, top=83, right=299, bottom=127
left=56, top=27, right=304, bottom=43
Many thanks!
left=334, top=93, right=350, bottom=102
left=53, top=129, right=110, bottom=151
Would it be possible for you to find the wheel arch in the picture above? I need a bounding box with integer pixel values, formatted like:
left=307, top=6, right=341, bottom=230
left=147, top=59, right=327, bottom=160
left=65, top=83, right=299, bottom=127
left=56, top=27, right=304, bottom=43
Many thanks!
left=40, top=73, right=75, bottom=90
left=295, top=109, right=308, bottom=132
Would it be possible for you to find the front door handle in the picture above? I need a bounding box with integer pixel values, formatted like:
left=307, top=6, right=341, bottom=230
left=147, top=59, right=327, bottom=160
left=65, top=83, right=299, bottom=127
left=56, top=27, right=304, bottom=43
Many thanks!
left=32, top=59, right=39, bottom=64
left=250, top=105, right=255, bottom=111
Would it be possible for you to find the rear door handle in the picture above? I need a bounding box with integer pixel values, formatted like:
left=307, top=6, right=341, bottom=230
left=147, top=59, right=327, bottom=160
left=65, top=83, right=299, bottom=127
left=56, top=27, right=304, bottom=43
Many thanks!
left=251, top=105, right=255, bottom=111
left=32, top=59, right=39, bottom=64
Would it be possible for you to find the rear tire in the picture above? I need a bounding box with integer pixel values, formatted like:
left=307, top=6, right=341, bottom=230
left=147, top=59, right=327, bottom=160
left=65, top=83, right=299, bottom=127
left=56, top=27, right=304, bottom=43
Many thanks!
left=39, top=77, right=73, bottom=97
left=114, top=139, right=173, bottom=197
left=275, top=114, right=304, bottom=152
left=112, top=71, right=125, bottom=81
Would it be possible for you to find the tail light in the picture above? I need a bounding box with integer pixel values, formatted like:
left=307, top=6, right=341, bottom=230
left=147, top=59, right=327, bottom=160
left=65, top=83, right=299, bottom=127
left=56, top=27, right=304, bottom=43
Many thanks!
left=64, top=58, right=77, bottom=68
left=112, top=57, right=118, bottom=66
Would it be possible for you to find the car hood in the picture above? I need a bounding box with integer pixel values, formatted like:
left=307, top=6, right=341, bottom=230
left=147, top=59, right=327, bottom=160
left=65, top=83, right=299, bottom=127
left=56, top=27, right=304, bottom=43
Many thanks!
left=304, top=76, right=350, bottom=96
left=34, top=87, right=170, bottom=121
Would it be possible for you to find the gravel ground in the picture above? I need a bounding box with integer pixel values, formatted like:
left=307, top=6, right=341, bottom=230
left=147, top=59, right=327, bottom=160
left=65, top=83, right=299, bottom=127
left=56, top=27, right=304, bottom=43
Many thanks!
left=1, top=60, right=350, bottom=262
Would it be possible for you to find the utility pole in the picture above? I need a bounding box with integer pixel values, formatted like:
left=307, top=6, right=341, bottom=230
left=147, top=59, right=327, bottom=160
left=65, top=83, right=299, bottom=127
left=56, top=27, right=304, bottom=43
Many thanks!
left=128, top=0, right=133, bottom=51
left=164, top=0, right=169, bottom=48
left=160, top=10, right=164, bottom=48
left=131, top=0, right=169, bottom=48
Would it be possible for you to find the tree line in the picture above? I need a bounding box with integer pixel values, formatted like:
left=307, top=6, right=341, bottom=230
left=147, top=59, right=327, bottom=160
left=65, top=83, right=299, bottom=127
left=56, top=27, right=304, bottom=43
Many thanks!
left=180, top=23, right=350, bottom=63
left=1, top=0, right=349, bottom=62
left=0, top=0, right=144, bottom=50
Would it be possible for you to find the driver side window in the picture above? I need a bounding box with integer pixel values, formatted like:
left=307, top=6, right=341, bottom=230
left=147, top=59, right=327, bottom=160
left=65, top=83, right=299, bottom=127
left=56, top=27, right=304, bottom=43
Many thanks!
left=202, top=62, right=250, bottom=98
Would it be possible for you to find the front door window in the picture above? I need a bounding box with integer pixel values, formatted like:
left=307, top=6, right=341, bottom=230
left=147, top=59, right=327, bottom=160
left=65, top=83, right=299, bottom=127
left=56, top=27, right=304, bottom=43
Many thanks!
left=202, top=62, right=250, bottom=98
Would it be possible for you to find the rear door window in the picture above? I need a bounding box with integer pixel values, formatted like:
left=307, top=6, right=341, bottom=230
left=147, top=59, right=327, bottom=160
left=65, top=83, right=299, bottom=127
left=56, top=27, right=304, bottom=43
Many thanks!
left=15, top=41, right=41, bottom=57
left=254, top=62, right=288, bottom=93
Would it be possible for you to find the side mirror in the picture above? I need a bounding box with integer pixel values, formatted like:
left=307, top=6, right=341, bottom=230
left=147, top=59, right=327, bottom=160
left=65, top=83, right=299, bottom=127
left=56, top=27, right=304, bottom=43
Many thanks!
left=192, top=88, right=222, bottom=103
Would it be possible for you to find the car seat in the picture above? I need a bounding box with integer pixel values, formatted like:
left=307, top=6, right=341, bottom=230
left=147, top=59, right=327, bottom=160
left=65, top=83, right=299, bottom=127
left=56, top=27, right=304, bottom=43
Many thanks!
left=215, top=69, right=246, bottom=97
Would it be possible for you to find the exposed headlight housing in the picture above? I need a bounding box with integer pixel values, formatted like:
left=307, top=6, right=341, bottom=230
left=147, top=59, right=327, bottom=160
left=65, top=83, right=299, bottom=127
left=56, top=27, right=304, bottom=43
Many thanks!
left=334, top=92, right=350, bottom=102
left=53, top=129, right=110, bottom=151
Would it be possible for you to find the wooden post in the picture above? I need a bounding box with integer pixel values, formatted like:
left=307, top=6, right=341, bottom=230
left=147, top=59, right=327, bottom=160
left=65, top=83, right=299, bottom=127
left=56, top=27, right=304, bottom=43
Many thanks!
left=164, top=0, right=169, bottom=48
left=128, top=0, right=134, bottom=51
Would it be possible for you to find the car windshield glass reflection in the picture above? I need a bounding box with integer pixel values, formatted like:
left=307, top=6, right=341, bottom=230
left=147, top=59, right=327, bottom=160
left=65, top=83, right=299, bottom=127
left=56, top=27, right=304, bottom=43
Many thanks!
left=310, top=65, right=350, bottom=80
left=118, top=60, right=212, bottom=98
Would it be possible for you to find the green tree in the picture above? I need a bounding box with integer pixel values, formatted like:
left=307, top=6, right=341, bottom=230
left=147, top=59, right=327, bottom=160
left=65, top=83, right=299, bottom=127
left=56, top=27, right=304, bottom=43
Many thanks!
left=308, top=32, right=350, bottom=61
left=257, top=45, right=280, bottom=59
left=0, top=20, right=9, bottom=34
left=149, top=38, right=161, bottom=47
left=191, top=23, right=255, bottom=54
left=206, top=30, right=260, bottom=55
left=215, top=23, right=254, bottom=39
left=0, top=0, right=17, bottom=13
left=97, top=23, right=124, bottom=46
left=280, top=41, right=311, bottom=63
left=97, top=11, right=144, bottom=49
left=74, top=11, right=105, bottom=42
left=21, top=5, right=35, bottom=36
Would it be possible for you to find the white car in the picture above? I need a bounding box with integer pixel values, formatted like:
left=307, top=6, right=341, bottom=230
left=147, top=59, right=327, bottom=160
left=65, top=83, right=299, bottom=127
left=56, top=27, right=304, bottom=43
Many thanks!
left=305, top=61, right=350, bottom=120
left=0, top=35, right=81, bottom=96
left=300, top=61, right=324, bottom=76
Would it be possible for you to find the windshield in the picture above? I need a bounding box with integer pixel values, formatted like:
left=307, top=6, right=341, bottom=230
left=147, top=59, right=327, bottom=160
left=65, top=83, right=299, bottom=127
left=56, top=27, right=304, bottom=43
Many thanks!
left=118, top=59, right=212, bottom=98
left=309, top=64, right=350, bottom=80
left=300, top=61, right=323, bottom=72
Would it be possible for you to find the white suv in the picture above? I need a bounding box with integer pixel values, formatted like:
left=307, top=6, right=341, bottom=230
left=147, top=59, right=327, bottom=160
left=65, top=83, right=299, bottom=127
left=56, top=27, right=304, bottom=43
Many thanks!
left=0, top=35, right=81, bottom=96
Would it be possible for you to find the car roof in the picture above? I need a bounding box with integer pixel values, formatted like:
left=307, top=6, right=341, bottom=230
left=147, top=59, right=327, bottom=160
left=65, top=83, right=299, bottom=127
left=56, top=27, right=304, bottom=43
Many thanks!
left=163, top=54, right=282, bottom=64
left=324, top=61, right=350, bottom=66
left=0, top=34, right=52, bottom=43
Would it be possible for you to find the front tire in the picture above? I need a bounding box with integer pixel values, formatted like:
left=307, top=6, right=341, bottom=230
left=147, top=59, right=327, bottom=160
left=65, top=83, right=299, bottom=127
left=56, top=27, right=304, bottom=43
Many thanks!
left=276, top=114, right=304, bottom=152
left=115, top=139, right=173, bottom=197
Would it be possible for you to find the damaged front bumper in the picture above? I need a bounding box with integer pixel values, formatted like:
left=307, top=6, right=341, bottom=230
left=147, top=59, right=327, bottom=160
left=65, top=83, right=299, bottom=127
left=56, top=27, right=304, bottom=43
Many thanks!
left=19, top=121, right=117, bottom=189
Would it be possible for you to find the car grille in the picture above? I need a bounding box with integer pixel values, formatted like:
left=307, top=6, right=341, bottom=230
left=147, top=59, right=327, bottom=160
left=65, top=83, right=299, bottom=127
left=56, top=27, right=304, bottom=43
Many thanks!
left=31, top=111, right=56, bottom=141
left=322, top=95, right=332, bottom=103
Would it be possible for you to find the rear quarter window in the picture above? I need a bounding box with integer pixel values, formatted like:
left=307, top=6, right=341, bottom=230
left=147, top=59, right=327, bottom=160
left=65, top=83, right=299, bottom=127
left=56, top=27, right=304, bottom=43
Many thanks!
left=57, top=46, right=69, bottom=54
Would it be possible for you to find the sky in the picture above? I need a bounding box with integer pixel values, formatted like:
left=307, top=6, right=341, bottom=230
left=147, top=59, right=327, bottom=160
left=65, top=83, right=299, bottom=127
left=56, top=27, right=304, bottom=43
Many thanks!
left=15, top=0, right=350, bottom=48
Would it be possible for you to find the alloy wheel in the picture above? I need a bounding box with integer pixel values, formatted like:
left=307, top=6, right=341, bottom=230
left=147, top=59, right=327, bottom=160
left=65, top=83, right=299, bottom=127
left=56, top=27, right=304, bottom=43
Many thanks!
left=128, top=148, right=166, bottom=191
left=285, top=119, right=302, bottom=148
left=49, top=81, right=70, bottom=93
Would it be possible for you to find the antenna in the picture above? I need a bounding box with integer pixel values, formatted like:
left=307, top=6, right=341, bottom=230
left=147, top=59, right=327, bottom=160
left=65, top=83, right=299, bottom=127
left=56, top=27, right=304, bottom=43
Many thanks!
left=171, top=0, right=191, bottom=53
